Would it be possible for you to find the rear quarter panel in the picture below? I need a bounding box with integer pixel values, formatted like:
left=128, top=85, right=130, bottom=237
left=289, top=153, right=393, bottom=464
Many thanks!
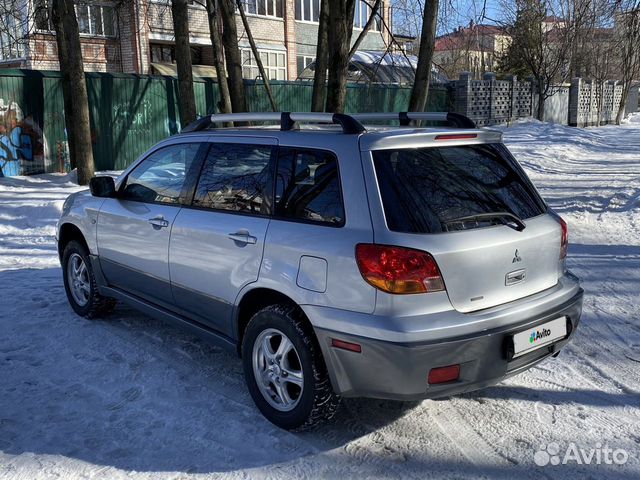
left=246, top=135, right=377, bottom=315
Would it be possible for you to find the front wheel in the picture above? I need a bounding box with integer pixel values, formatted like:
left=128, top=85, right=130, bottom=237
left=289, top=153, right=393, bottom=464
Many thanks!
left=242, top=304, right=340, bottom=430
left=62, top=240, right=115, bottom=318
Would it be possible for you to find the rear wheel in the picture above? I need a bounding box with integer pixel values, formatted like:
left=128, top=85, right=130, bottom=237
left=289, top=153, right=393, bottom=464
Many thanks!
left=62, top=240, right=116, bottom=318
left=242, top=304, right=340, bottom=430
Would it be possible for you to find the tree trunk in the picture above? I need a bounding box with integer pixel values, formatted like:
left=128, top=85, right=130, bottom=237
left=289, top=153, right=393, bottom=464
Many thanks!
left=172, top=0, right=197, bottom=126
left=235, top=0, right=278, bottom=111
left=408, top=0, right=439, bottom=112
left=536, top=80, right=545, bottom=121
left=348, top=0, right=382, bottom=59
left=325, top=0, right=356, bottom=113
left=616, top=82, right=630, bottom=125
left=50, top=0, right=94, bottom=185
left=219, top=0, right=247, bottom=113
left=311, top=0, right=329, bottom=111
left=205, top=0, right=232, bottom=114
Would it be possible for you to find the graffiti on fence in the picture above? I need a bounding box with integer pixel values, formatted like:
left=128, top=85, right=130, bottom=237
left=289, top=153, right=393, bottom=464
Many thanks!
left=0, top=99, right=48, bottom=177
left=113, top=100, right=152, bottom=134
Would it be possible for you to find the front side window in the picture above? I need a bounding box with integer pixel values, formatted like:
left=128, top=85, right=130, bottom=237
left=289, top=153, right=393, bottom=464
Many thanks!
left=372, top=144, right=546, bottom=233
left=275, top=148, right=345, bottom=226
left=193, top=143, right=273, bottom=215
left=121, top=143, right=202, bottom=205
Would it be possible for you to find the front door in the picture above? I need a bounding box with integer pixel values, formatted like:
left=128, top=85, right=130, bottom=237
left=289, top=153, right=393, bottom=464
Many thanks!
left=169, top=139, right=276, bottom=336
left=97, top=142, right=204, bottom=306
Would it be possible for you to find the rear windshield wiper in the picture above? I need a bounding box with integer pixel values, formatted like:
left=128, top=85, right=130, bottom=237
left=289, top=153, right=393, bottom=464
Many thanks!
left=443, top=212, right=526, bottom=231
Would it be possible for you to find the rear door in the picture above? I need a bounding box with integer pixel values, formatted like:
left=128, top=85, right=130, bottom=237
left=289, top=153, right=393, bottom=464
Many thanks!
left=97, top=141, right=204, bottom=306
left=369, top=142, right=561, bottom=312
left=168, top=138, right=276, bottom=336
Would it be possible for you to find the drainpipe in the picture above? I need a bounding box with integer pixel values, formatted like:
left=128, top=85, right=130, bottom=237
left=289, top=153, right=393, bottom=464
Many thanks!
left=134, top=0, right=144, bottom=73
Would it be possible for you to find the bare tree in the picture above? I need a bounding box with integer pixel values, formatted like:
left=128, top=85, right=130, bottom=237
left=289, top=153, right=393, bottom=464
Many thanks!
left=235, top=0, right=278, bottom=111
left=172, top=0, right=197, bottom=126
left=204, top=0, right=232, bottom=114
left=325, top=0, right=357, bottom=112
left=408, top=0, right=439, bottom=111
left=499, top=0, right=586, bottom=121
left=219, top=0, right=248, bottom=113
left=50, top=0, right=94, bottom=185
left=311, top=0, right=330, bottom=111
left=615, top=2, right=640, bottom=124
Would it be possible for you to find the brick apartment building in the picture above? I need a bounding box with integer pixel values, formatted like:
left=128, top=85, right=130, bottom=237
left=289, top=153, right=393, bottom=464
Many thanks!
left=0, top=0, right=392, bottom=81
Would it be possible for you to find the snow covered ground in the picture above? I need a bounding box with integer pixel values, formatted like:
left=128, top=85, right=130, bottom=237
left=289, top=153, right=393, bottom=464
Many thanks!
left=1, top=118, right=639, bottom=479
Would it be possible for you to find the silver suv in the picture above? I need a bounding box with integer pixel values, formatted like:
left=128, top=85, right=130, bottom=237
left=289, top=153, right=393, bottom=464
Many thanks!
left=57, top=112, right=584, bottom=430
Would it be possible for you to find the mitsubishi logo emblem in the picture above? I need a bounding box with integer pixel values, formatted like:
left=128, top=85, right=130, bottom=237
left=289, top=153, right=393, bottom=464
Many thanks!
left=512, top=249, right=522, bottom=263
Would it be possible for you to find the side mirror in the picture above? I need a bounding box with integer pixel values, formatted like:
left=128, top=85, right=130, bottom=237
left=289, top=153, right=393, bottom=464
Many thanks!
left=89, top=176, right=116, bottom=198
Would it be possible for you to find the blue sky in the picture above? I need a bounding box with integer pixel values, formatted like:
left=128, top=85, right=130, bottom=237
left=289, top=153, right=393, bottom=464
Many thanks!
left=392, top=0, right=507, bottom=37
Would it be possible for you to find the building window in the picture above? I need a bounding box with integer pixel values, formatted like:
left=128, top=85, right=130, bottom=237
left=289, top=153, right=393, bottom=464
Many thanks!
left=33, top=1, right=116, bottom=37
left=295, top=0, right=319, bottom=22
left=76, top=4, right=116, bottom=36
left=241, top=49, right=287, bottom=80
left=240, top=0, right=284, bottom=18
left=0, top=12, right=25, bottom=61
left=296, top=55, right=314, bottom=74
left=354, top=0, right=381, bottom=30
left=296, top=0, right=381, bottom=30
left=150, top=44, right=174, bottom=63
left=150, top=43, right=204, bottom=65
left=34, top=0, right=52, bottom=31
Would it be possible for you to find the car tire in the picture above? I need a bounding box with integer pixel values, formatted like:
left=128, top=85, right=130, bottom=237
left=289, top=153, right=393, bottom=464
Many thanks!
left=242, top=304, right=341, bottom=430
left=62, top=240, right=116, bottom=318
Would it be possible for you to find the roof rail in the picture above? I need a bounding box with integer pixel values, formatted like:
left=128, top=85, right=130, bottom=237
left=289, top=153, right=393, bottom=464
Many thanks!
left=180, top=111, right=476, bottom=134
left=181, top=112, right=366, bottom=134
left=350, top=112, right=476, bottom=128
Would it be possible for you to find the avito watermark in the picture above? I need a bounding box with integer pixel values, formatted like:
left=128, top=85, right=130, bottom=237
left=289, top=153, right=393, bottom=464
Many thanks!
left=534, top=442, right=630, bottom=466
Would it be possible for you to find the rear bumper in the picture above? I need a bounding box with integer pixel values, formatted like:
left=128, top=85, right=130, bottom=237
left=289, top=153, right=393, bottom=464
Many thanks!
left=312, top=285, right=583, bottom=400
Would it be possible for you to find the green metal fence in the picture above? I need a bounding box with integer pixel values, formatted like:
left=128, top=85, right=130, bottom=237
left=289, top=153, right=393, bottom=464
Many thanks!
left=0, top=69, right=451, bottom=176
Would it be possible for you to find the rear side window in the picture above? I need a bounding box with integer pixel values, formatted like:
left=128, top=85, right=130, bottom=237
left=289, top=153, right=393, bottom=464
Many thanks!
left=275, top=148, right=345, bottom=226
left=192, top=143, right=274, bottom=215
left=121, top=143, right=202, bottom=205
left=372, top=144, right=546, bottom=233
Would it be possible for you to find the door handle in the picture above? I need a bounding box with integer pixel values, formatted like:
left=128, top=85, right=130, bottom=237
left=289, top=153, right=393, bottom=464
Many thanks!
left=228, top=231, right=257, bottom=245
left=148, top=217, right=169, bottom=228
left=505, top=269, right=526, bottom=286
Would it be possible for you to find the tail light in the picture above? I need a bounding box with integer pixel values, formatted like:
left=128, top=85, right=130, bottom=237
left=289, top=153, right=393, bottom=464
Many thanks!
left=355, top=243, right=445, bottom=294
left=559, top=217, right=568, bottom=260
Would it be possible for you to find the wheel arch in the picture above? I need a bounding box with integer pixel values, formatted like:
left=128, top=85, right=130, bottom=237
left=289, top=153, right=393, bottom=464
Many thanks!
left=234, top=287, right=314, bottom=357
left=58, top=222, right=89, bottom=260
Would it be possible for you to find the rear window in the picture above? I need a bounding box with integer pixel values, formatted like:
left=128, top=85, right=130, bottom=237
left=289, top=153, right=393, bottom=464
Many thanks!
left=372, top=143, right=546, bottom=233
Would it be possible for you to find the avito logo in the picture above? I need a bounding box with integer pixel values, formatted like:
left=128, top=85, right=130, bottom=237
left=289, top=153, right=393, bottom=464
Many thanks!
left=530, top=328, right=552, bottom=343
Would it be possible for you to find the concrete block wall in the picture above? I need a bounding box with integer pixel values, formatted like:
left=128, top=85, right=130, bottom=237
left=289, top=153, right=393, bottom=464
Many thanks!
left=569, top=78, right=623, bottom=127
left=453, top=72, right=629, bottom=127
left=453, top=72, right=534, bottom=126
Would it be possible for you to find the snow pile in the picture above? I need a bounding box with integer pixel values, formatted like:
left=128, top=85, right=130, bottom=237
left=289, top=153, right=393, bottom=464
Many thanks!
left=0, top=121, right=639, bottom=479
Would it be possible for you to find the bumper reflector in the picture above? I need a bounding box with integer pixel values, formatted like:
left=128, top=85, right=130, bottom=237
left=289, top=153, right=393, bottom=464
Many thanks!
left=331, top=338, right=362, bottom=353
left=428, top=364, right=460, bottom=384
